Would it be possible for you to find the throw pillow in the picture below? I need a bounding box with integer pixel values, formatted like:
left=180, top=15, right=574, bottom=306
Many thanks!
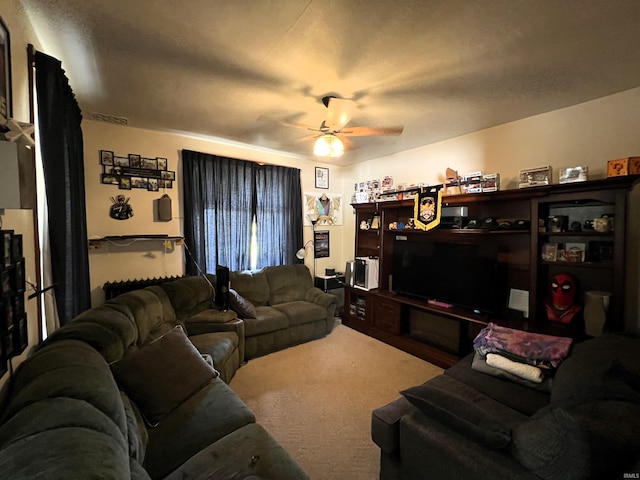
left=228, top=288, right=257, bottom=318
left=401, top=383, right=512, bottom=449
left=111, top=326, right=217, bottom=426
left=510, top=406, right=589, bottom=480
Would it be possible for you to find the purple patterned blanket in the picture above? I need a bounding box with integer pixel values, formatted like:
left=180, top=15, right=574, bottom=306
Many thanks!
left=473, top=322, right=573, bottom=368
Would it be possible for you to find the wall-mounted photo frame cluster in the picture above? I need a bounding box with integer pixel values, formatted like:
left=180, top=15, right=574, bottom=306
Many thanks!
left=100, top=150, right=175, bottom=191
left=0, top=230, right=27, bottom=379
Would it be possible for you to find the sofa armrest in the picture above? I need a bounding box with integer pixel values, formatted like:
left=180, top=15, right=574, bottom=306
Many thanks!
left=305, top=287, right=337, bottom=310
left=371, top=396, right=414, bottom=454
left=184, top=311, right=245, bottom=362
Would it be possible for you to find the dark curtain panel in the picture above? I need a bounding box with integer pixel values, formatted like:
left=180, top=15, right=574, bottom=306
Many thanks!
left=35, top=51, right=90, bottom=325
left=255, top=164, right=302, bottom=268
left=182, top=150, right=254, bottom=273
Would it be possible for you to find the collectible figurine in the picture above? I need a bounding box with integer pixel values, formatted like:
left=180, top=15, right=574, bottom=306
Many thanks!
left=544, top=272, right=582, bottom=324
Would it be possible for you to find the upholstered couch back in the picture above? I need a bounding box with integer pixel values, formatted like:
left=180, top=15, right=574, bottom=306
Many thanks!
left=230, top=264, right=314, bottom=306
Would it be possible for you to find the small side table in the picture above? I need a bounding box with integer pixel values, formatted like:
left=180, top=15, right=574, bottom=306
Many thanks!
left=315, top=274, right=345, bottom=316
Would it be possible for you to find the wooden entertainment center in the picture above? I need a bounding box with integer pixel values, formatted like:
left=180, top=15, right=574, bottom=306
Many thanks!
left=343, top=176, right=639, bottom=368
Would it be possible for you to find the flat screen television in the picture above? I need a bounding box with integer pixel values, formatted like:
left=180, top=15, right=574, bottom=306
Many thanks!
left=392, top=237, right=504, bottom=315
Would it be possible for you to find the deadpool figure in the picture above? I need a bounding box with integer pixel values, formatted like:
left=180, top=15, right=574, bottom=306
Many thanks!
left=544, top=272, right=582, bottom=324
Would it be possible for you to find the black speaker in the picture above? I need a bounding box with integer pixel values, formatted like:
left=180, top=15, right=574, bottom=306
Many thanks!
left=215, top=265, right=230, bottom=310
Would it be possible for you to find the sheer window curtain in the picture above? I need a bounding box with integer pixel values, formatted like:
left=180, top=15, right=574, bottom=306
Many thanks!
left=183, top=150, right=254, bottom=273
left=255, top=164, right=302, bottom=267
left=34, top=51, right=90, bottom=326
left=182, top=150, right=302, bottom=273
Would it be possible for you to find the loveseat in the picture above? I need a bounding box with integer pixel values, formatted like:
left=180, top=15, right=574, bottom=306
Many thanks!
left=371, top=333, right=640, bottom=480
left=229, top=264, right=338, bottom=359
left=0, top=275, right=309, bottom=479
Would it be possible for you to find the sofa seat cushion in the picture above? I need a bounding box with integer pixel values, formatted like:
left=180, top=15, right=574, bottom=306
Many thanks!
left=190, top=331, right=238, bottom=364
left=445, top=353, right=550, bottom=416
left=244, top=306, right=289, bottom=336
left=272, top=301, right=327, bottom=326
left=401, top=374, right=528, bottom=449
left=163, top=422, right=310, bottom=480
left=143, top=377, right=255, bottom=479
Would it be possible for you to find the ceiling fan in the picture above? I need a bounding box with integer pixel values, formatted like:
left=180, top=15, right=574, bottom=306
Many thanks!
left=289, top=96, right=404, bottom=157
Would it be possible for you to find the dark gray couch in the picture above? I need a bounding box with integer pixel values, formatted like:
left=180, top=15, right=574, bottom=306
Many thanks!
left=0, top=275, right=309, bottom=479
left=372, top=334, right=640, bottom=480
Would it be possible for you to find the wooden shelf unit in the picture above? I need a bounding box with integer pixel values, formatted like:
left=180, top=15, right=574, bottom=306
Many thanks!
left=342, top=177, right=640, bottom=367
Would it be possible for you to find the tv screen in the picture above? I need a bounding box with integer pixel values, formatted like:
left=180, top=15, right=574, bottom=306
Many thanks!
left=392, top=237, right=503, bottom=315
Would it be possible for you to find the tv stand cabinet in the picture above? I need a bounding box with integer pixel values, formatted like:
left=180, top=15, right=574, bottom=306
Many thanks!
left=344, top=177, right=640, bottom=367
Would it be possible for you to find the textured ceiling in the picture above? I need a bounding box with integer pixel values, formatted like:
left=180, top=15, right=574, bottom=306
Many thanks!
left=20, top=0, right=640, bottom=165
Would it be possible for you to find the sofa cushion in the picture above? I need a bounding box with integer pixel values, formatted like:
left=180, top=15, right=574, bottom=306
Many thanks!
left=229, top=288, right=257, bottom=318
left=401, top=374, right=526, bottom=449
left=264, top=264, right=313, bottom=305
left=163, top=422, right=310, bottom=480
left=111, top=326, right=217, bottom=426
left=244, top=306, right=289, bottom=336
left=230, top=269, right=271, bottom=306
left=510, top=406, right=589, bottom=480
left=272, top=300, right=327, bottom=326
left=552, top=333, right=640, bottom=406
left=159, top=274, right=216, bottom=320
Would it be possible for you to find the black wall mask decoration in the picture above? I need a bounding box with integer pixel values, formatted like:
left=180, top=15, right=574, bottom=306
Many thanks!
left=109, top=195, right=134, bottom=220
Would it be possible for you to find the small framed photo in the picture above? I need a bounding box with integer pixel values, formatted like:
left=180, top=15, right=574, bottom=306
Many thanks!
left=315, top=167, right=329, bottom=189
left=129, top=154, right=141, bottom=169
left=158, top=179, right=172, bottom=189
left=100, top=150, right=114, bottom=165
left=162, top=170, right=175, bottom=181
left=141, top=157, right=158, bottom=170
left=128, top=153, right=141, bottom=166
left=157, top=157, right=168, bottom=170
left=101, top=173, right=119, bottom=185
left=147, top=178, right=159, bottom=192
left=114, top=156, right=130, bottom=167
left=565, top=242, right=586, bottom=263
left=541, top=243, right=558, bottom=262
left=119, top=177, right=131, bottom=190
left=131, top=176, right=147, bottom=189
left=11, top=258, right=24, bottom=292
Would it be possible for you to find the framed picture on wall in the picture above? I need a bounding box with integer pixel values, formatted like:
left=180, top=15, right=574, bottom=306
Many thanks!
left=100, top=150, right=114, bottom=165
left=315, top=167, right=329, bottom=189
left=314, top=230, right=330, bottom=258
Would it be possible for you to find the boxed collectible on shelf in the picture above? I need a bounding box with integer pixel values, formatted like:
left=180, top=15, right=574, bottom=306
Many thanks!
left=519, top=166, right=551, bottom=188
left=607, top=156, right=640, bottom=177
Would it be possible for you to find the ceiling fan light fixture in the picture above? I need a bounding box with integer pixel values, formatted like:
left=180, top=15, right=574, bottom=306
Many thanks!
left=313, top=133, right=344, bottom=157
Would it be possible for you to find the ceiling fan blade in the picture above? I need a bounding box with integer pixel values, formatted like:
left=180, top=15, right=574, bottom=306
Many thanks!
left=335, top=133, right=355, bottom=152
left=324, top=97, right=355, bottom=130
left=340, top=126, right=404, bottom=137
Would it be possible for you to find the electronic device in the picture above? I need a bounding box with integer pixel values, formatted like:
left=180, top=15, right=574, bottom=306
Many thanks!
left=440, top=205, right=468, bottom=229
left=392, top=238, right=504, bottom=315
left=354, top=257, right=379, bottom=291
left=345, top=261, right=355, bottom=286
left=215, top=265, right=230, bottom=310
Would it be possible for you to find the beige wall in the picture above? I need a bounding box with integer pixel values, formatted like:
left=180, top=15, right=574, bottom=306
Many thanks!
left=82, top=120, right=345, bottom=305
left=0, top=1, right=41, bottom=384
left=342, top=87, right=640, bottom=332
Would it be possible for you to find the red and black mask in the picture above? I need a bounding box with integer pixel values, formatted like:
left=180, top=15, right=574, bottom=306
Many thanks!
left=550, top=273, right=577, bottom=311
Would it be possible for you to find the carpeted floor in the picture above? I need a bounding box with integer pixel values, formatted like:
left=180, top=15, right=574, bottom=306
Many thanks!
left=229, top=322, right=443, bottom=480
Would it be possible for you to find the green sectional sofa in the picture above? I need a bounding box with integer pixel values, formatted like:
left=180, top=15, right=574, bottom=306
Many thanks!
left=230, top=264, right=338, bottom=359
left=0, top=274, right=310, bottom=479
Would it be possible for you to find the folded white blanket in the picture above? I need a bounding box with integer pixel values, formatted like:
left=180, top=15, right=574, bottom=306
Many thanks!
left=486, top=353, right=544, bottom=383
